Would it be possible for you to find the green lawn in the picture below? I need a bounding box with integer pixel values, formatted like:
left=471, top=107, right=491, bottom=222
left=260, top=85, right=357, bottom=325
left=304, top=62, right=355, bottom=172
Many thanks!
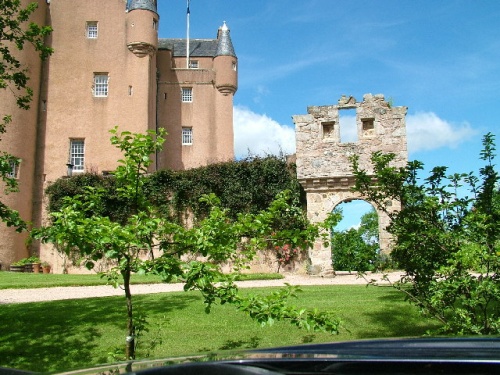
left=0, top=271, right=283, bottom=289
left=0, top=285, right=440, bottom=373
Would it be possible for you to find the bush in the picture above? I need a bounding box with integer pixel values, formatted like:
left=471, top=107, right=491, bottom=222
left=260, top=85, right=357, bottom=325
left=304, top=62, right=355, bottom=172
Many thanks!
left=351, top=133, right=500, bottom=335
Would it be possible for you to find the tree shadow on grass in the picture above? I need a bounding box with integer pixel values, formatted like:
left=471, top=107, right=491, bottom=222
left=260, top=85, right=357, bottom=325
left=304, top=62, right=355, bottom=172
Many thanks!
left=218, top=336, right=261, bottom=350
left=301, top=334, right=316, bottom=344
left=0, top=293, right=200, bottom=372
left=354, top=288, right=441, bottom=338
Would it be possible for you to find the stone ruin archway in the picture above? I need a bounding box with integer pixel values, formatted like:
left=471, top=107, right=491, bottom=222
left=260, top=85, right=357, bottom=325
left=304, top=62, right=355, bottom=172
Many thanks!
left=293, top=94, right=408, bottom=276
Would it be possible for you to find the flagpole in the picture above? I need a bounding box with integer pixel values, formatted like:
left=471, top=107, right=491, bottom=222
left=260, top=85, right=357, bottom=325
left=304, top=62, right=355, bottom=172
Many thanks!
left=186, top=0, right=190, bottom=68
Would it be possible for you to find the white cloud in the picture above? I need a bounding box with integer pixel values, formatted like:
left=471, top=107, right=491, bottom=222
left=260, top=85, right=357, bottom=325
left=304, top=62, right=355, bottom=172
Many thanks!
left=233, top=107, right=475, bottom=159
left=338, top=112, right=475, bottom=151
left=233, top=105, right=295, bottom=158
left=406, top=112, right=475, bottom=153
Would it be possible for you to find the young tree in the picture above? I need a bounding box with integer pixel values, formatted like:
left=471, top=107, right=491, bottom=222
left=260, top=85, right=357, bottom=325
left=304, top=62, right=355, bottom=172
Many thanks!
left=34, top=128, right=341, bottom=360
left=1, top=0, right=52, bottom=229
left=351, top=133, right=500, bottom=335
left=359, top=209, right=379, bottom=246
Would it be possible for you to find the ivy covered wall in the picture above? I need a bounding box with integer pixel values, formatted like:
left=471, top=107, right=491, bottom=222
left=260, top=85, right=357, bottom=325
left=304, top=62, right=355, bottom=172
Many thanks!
left=46, top=155, right=305, bottom=225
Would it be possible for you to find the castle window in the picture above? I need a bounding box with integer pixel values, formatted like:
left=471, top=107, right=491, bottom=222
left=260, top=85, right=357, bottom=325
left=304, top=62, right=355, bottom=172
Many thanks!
left=70, top=140, right=85, bottom=172
left=86, top=21, right=98, bottom=39
left=232, top=61, right=237, bottom=71
left=189, top=60, right=199, bottom=69
left=182, top=127, right=193, bottom=145
left=153, top=19, right=158, bottom=30
left=362, top=118, right=375, bottom=131
left=7, top=159, right=19, bottom=179
left=322, top=121, right=335, bottom=139
left=93, top=73, right=108, bottom=97
left=181, top=87, right=192, bottom=102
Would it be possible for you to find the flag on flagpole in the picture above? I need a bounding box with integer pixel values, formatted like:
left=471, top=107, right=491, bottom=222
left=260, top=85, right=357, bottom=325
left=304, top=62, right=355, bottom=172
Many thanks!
left=187, top=0, right=190, bottom=15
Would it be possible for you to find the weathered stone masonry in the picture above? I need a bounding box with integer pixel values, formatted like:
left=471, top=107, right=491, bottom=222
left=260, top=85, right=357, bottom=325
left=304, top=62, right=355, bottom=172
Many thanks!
left=293, top=94, right=408, bottom=276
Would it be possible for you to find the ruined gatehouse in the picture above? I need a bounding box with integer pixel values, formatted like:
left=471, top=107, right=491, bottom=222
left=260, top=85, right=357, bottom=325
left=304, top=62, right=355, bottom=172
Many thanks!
left=293, top=94, right=408, bottom=276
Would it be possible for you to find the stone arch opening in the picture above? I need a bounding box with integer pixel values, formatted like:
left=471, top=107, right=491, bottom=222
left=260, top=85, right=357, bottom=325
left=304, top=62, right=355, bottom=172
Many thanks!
left=333, top=199, right=376, bottom=231
left=293, top=94, right=408, bottom=276
left=331, top=199, right=380, bottom=273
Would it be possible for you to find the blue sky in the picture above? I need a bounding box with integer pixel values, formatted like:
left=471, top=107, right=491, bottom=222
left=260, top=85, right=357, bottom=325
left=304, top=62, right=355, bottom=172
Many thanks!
left=158, top=1, right=500, bottom=228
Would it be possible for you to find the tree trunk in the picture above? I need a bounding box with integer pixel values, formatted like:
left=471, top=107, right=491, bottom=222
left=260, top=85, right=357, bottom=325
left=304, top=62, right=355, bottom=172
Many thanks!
left=122, top=266, right=135, bottom=359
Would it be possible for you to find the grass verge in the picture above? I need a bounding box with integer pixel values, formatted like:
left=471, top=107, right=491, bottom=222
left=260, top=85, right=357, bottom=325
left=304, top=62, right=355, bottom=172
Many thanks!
left=0, top=271, right=283, bottom=289
left=0, top=284, right=440, bottom=373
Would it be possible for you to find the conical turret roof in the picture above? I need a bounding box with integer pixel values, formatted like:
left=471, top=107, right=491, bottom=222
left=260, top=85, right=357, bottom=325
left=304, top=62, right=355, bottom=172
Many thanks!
left=215, top=22, right=236, bottom=57
left=127, top=0, right=158, bottom=14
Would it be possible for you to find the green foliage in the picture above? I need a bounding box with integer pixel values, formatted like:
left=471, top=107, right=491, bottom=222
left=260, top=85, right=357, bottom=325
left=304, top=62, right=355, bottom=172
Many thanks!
left=45, top=173, right=140, bottom=225
left=47, top=154, right=305, bottom=229
left=0, top=0, right=52, bottom=232
left=359, top=209, right=379, bottom=245
left=331, top=228, right=378, bottom=273
left=351, top=133, right=500, bottom=335
left=146, top=154, right=304, bottom=222
left=34, top=128, right=341, bottom=360
left=331, top=208, right=380, bottom=273
left=0, top=0, right=53, bottom=111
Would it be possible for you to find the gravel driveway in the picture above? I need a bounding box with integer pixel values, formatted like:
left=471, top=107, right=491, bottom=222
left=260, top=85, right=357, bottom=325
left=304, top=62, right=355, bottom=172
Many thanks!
left=0, top=272, right=403, bottom=304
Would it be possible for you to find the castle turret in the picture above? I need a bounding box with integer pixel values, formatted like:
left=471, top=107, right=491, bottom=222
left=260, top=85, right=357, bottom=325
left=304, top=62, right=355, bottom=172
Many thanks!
left=213, top=22, right=237, bottom=95
left=126, top=0, right=159, bottom=57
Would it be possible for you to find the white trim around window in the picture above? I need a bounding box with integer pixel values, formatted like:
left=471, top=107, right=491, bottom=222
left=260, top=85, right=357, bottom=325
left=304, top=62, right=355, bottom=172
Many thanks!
left=181, top=87, right=192, bottom=102
left=93, top=73, right=108, bottom=97
left=182, top=127, right=193, bottom=145
left=7, top=159, right=20, bottom=179
left=70, top=139, right=85, bottom=172
left=86, top=21, right=98, bottom=39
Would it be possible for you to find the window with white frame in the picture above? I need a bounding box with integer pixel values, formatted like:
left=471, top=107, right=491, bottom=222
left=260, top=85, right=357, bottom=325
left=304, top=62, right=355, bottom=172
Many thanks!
left=93, top=73, right=108, bottom=97
left=189, top=60, right=199, bottom=69
left=70, top=140, right=85, bottom=172
left=182, top=127, right=193, bottom=145
left=86, top=21, right=98, bottom=39
left=181, top=87, right=192, bottom=102
left=7, top=159, right=19, bottom=179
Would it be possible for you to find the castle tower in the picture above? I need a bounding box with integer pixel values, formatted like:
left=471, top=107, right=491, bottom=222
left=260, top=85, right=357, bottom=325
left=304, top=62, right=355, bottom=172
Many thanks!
left=37, top=0, right=159, bottom=183
left=156, top=22, right=238, bottom=170
left=214, top=22, right=238, bottom=95
left=212, top=22, right=238, bottom=162
left=35, top=0, right=159, bottom=273
left=125, top=0, right=159, bottom=170
left=126, top=0, right=159, bottom=57
left=0, top=0, right=48, bottom=266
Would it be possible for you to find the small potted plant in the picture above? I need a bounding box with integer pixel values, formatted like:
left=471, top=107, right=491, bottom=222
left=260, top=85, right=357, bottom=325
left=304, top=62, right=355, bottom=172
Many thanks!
left=32, top=256, right=42, bottom=273
left=42, top=262, right=51, bottom=274
left=27, top=256, right=42, bottom=273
